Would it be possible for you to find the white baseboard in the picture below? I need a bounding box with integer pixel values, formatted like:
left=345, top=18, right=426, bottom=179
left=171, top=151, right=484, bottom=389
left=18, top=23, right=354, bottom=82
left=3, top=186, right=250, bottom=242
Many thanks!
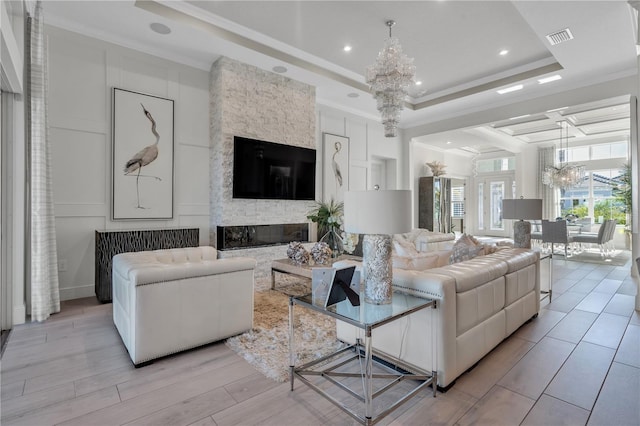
left=59, top=285, right=95, bottom=301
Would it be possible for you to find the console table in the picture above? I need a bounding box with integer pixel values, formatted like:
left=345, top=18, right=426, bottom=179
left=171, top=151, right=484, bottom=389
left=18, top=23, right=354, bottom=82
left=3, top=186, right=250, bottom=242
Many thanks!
left=289, top=292, right=437, bottom=425
left=94, top=228, right=199, bottom=302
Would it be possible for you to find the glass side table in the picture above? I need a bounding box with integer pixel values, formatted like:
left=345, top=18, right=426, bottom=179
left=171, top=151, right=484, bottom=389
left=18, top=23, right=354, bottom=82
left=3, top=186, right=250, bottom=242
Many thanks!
left=289, top=291, right=437, bottom=425
left=539, top=252, right=553, bottom=302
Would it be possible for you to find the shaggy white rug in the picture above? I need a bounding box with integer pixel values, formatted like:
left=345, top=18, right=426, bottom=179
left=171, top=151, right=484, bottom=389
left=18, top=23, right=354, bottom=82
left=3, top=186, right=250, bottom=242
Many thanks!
left=226, top=278, right=347, bottom=382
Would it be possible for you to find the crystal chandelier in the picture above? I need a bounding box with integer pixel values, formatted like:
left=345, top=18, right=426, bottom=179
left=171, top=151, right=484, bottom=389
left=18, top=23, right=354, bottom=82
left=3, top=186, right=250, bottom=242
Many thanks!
left=366, top=20, right=416, bottom=138
left=542, top=121, right=586, bottom=189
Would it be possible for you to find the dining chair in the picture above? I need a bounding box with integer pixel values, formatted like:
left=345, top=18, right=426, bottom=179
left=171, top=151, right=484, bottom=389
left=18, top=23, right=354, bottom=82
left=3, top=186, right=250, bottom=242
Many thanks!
left=542, top=219, right=573, bottom=257
left=572, top=219, right=612, bottom=258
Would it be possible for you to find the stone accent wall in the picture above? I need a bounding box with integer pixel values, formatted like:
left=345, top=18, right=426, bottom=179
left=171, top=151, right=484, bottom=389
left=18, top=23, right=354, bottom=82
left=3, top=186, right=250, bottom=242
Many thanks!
left=209, top=57, right=317, bottom=276
left=218, top=242, right=314, bottom=280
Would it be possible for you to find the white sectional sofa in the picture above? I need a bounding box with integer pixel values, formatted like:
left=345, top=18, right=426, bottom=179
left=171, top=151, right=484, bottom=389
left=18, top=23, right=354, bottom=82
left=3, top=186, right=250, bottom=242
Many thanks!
left=336, top=247, right=540, bottom=389
left=391, top=229, right=456, bottom=271
left=112, top=246, right=256, bottom=366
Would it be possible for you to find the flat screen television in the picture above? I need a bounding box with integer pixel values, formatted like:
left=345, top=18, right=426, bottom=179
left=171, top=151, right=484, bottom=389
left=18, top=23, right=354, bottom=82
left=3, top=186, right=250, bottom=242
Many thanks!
left=232, top=136, right=316, bottom=200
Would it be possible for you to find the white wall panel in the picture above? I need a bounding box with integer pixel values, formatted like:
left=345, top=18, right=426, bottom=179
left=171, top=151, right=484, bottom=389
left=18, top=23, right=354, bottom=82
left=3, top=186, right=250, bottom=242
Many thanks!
left=47, top=26, right=210, bottom=300
left=347, top=118, right=367, bottom=162
left=120, top=55, right=171, bottom=98
left=319, top=111, right=345, bottom=137
left=55, top=217, right=104, bottom=301
left=177, top=144, right=210, bottom=205
left=48, top=31, right=106, bottom=127
left=179, top=71, right=210, bottom=147
left=350, top=165, right=368, bottom=191
left=50, top=128, right=106, bottom=205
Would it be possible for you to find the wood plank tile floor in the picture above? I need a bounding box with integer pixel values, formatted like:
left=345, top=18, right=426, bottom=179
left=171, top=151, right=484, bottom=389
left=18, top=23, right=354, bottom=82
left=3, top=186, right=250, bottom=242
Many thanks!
left=1, top=257, right=638, bottom=425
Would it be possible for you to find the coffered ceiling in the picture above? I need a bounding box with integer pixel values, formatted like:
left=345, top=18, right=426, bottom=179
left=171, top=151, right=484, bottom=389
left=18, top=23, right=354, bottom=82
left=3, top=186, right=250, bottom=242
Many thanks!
left=42, top=1, right=637, bottom=153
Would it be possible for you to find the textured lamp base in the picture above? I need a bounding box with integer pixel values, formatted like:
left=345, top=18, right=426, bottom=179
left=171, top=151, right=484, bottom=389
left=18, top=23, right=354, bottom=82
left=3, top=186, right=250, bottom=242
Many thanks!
left=513, top=220, right=532, bottom=249
left=362, top=234, right=393, bottom=304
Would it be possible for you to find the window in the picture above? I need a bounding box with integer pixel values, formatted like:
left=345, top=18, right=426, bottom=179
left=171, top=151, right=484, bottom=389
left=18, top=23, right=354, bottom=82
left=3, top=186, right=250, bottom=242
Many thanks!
left=451, top=185, right=464, bottom=218
left=560, top=168, right=626, bottom=225
left=560, top=141, right=628, bottom=163
left=476, top=157, right=515, bottom=173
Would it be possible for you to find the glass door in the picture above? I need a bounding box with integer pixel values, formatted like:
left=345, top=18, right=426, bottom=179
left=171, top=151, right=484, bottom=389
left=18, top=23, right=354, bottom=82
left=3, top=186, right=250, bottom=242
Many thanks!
left=477, top=175, right=514, bottom=237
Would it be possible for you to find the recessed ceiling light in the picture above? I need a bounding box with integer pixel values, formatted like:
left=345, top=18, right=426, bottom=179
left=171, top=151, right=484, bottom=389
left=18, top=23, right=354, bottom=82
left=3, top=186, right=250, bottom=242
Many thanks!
left=538, top=75, right=562, bottom=84
left=499, top=49, right=509, bottom=56
left=497, top=84, right=523, bottom=94
left=347, top=92, right=359, bottom=98
left=415, top=80, right=423, bottom=86
left=272, top=66, right=288, bottom=73
left=343, top=45, right=352, bottom=52
left=149, top=22, right=171, bottom=35
left=509, top=114, right=530, bottom=120
left=446, top=141, right=452, bottom=144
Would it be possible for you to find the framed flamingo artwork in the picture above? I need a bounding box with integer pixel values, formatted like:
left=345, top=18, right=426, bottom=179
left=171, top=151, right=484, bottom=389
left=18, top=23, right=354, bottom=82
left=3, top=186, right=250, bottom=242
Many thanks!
left=112, top=88, right=174, bottom=220
left=322, top=133, right=349, bottom=204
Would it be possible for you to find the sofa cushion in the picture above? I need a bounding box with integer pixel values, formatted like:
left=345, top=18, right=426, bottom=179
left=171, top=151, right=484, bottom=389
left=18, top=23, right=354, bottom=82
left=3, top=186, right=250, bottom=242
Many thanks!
left=505, top=263, right=537, bottom=305
left=392, top=235, right=420, bottom=257
left=392, top=249, right=451, bottom=271
left=487, top=248, right=539, bottom=272
left=429, top=254, right=509, bottom=293
left=449, top=234, right=484, bottom=264
left=456, top=277, right=505, bottom=336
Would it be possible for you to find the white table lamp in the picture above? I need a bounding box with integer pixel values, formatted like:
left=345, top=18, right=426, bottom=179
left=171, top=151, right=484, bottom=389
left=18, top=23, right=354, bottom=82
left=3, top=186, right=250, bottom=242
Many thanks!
left=344, top=190, right=411, bottom=304
left=502, top=197, right=543, bottom=249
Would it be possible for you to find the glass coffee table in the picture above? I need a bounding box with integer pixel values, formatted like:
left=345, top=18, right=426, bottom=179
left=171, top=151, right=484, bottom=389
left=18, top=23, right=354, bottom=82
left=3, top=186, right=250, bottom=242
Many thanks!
left=289, top=291, right=437, bottom=425
left=271, top=255, right=360, bottom=291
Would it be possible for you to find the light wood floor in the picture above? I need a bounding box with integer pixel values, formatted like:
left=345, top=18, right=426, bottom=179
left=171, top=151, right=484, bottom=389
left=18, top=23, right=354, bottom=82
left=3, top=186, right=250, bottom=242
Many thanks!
left=1, top=257, right=639, bottom=425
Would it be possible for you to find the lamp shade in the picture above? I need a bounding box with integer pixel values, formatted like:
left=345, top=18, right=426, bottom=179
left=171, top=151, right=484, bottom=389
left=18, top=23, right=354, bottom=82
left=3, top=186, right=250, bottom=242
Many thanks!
left=344, top=190, right=412, bottom=235
left=502, top=198, right=543, bottom=220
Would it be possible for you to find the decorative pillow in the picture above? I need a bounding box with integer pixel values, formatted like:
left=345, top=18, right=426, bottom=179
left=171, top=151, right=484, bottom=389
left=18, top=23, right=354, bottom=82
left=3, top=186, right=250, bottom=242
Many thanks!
left=449, top=234, right=484, bottom=264
left=392, top=235, right=419, bottom=257
left=482, top=244, right=499, bottom=255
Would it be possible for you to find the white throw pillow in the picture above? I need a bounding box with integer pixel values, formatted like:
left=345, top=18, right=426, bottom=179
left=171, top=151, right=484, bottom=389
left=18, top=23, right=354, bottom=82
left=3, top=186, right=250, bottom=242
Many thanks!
left=392, top=236, right=419, bottom=257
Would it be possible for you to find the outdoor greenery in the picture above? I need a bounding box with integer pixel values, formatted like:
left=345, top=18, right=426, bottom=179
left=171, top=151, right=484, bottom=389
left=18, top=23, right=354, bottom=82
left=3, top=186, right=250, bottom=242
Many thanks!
left=561, top=163, right=630, bottom=226
left=612, top=163, right=631, bottom=223
left=562, top=200, right=626, bottom=225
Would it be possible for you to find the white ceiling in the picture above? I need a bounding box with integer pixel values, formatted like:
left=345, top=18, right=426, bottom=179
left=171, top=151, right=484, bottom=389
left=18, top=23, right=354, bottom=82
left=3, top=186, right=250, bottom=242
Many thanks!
left=42, top=0, right=638, bottom=153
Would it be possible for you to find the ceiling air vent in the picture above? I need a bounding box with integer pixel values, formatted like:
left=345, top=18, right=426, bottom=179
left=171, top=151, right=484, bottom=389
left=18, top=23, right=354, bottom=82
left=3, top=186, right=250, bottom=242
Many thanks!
left=546, top=28, right=574, bottom=46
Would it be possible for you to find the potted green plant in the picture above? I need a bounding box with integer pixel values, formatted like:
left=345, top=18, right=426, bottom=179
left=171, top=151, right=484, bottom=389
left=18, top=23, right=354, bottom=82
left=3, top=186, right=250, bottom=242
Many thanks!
left=307, top=199, right=344, bottom=257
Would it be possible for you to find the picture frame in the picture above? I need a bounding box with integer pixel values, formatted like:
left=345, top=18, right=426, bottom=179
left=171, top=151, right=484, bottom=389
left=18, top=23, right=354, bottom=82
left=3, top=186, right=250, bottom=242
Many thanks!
left=322, top=133, right=349, bottom=203
left=112, top=88, right=174, bottom=220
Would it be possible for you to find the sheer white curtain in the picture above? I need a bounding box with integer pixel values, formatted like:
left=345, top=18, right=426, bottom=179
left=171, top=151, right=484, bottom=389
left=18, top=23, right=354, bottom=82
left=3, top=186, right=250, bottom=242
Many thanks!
left=27, top=1, right=60, bottom=321
left=537, top=147, right=557, bottom=220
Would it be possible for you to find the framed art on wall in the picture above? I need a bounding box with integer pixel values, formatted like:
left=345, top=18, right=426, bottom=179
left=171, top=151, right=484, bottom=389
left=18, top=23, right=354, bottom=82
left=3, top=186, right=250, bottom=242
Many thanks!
left=112, top=88, right=174, bottom=220
left=322, top=133, right=349, bottom=203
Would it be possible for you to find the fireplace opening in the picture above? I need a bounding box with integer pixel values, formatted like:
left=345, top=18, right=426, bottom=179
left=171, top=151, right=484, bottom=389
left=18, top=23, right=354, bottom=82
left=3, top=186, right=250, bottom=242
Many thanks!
left=217, top=223, right=309, bottom=250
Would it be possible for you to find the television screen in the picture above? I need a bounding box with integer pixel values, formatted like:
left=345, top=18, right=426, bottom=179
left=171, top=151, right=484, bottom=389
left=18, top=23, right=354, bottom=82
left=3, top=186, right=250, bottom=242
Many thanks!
left=232, top=136, right=316, bottom=200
